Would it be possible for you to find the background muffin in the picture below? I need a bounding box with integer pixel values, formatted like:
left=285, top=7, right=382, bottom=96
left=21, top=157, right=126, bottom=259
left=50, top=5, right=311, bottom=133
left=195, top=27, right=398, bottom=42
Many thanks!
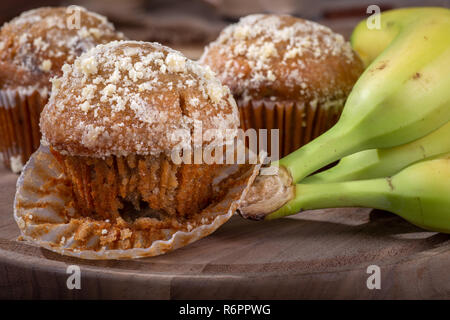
left=200, top=14, right=364, bottom=157
left=0, top=6, right=125, bottom=172
left=40, top=41, right=240, bottom=241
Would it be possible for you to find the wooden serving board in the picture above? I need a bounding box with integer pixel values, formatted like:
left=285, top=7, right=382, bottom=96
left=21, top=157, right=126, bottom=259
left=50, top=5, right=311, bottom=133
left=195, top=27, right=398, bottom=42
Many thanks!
left=0, top=165, right=449, bottom=299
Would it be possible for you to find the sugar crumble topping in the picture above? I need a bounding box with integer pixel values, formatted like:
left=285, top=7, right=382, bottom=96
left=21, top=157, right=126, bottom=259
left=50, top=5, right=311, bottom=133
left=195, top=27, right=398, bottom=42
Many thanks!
left=165, top=52, right=187, bottom=73
left=41, top=41, right=239, bottom=157
left=200, top=14, right=359, bottom=101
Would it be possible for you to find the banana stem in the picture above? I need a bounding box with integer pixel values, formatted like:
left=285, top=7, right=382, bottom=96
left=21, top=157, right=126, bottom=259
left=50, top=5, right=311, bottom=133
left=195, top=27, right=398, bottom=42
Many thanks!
left=266, top=178, right=391, bottom=220
left=276, top=123, right=363, bottom=183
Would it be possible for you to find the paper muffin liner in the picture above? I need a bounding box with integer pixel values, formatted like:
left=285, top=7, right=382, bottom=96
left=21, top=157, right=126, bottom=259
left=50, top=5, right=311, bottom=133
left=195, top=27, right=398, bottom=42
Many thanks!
left=238, top=99, right=344, bottom=157
left=0, top=87, right=49, bottom=173
left=14, top=145, right=260, bottom=260
left=52, top=150, right=227, bottom=220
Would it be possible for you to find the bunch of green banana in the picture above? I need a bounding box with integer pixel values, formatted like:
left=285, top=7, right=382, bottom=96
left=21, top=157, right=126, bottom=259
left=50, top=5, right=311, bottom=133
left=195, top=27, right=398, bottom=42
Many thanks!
left=278, top=7, right=450, bottom=183
left=267, top=154, right=450, bottom=233
left=240, top=7, right=450, bottom=224
left=303, top=121, right=450, bottom=183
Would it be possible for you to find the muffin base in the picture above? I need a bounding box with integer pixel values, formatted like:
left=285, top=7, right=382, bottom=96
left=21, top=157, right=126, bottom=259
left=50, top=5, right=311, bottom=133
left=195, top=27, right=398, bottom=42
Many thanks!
left=14, top=145, right=259, bottom=259
left=0, top=88, right=48, bottom=173
left=51, top=149, right=220, bottom=221
left=238, top=99, right=344, bottom=158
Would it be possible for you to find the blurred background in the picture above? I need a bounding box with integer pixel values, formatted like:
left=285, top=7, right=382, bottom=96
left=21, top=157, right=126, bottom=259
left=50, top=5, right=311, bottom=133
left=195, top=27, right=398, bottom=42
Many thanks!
left=0, top=0, right=448, bottom=59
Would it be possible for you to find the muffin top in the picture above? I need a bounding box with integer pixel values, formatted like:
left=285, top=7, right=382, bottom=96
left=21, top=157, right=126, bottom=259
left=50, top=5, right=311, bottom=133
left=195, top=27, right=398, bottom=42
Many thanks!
left=0, top=6, right=125, bottom=91
left=200, top=14, right=364, bottom=103
left=40, top=41, right=239, bottom=157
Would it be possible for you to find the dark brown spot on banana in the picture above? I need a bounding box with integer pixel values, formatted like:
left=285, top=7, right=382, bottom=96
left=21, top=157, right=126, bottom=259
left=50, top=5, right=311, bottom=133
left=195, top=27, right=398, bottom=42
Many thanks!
left=386, top=177, right=394, bottom=191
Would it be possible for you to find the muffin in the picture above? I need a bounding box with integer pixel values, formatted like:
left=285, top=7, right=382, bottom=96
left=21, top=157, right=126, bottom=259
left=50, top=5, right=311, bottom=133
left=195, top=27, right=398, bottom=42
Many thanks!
left=31, top=40, right=252, bottom=256
left=200, top=14, right=364, bottom=157
left=0, top=6, right=125, bottom=172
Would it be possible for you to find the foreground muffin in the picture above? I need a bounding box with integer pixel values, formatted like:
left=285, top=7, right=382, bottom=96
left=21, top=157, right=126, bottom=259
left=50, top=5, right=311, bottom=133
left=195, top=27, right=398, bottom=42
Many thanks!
left=15, top=41, right=257, bottom=258
left=200, top=14, right=364, bottom=157
left=0, top=6, right=125, bottom=172
left=41, top=40, right=240, bottom=218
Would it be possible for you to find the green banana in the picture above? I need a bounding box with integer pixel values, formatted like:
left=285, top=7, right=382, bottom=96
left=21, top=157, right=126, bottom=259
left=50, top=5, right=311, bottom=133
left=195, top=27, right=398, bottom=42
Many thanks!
left=350, top=7, right=438, bottom=67
left=303, top=121, right=450, bottom=183
left=267, top=154, right=450, bottom=233
left=276, top=7, right=450, bottom=184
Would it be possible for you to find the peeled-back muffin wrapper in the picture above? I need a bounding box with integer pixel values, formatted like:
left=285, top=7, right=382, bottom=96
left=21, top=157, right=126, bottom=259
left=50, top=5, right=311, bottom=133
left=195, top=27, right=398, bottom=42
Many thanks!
left=14, top=145, right=260, bottom=260
left=0, top=87, right=48, bottom=173
left=238, top=99, right=344, bottom=158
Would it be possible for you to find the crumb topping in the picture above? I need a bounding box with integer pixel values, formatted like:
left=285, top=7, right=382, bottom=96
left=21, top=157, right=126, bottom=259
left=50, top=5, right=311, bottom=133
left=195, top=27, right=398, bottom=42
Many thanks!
left=200, top=14, right=363, bottom=102
left=0, top=6, right=125, bottom=89
left=40, top=41, right=239, bottom=157
left=40, top=59, right=52, bottom=72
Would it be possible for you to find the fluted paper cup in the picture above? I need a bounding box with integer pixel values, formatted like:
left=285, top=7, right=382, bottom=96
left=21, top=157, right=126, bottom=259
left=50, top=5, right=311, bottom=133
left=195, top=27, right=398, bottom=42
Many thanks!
left=0, top=87, right=48, bottom=173
left=238, top=98, right=344, bottom=157
left=14, top=145, right=260, bottom=260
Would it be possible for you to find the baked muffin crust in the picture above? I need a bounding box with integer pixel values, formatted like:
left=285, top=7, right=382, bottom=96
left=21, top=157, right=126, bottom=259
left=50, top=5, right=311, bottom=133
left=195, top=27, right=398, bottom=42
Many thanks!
left=0, top=6, right=125, bottom=90
left=40, top=41, right=239, bottom=157
left=200, top=14, right=364, bottom=103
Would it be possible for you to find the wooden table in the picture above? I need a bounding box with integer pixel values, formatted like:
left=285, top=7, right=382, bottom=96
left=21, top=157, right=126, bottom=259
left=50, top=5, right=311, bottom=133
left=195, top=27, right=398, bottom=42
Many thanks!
left=0, top=165, right=449, bottom=299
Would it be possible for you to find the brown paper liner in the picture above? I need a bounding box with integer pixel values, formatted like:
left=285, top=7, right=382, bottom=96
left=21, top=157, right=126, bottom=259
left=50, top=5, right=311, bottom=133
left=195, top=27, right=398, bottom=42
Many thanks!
left=52, top=150, right=221, bottom=221
left=14, top=146, right=260, bottom=259
left=0, top=88, right=48, bottom=172
left=238, top=99, right=343, bottom=158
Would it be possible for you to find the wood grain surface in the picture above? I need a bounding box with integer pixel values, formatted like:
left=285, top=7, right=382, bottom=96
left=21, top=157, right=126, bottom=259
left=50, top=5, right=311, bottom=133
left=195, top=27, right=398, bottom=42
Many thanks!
left=0, top=164, right=449, bottom=299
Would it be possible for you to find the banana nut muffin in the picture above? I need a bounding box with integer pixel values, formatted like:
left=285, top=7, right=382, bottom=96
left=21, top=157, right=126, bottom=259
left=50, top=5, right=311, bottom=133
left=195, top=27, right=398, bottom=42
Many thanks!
left=40, top=41, right=240, bottom=226
left=0, top=6, right=125, bottom=172
left=200, top=14, right=364, bottom=157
